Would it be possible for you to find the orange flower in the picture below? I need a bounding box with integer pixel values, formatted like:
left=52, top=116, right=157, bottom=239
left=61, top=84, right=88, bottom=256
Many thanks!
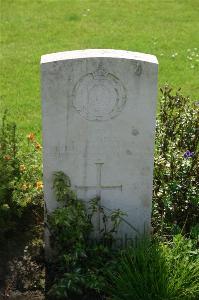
left=19, top=164, right=26, bottom=172
left=36, top=181, right=43, bottom=190
left=4, top=155, right=11, bottom=161
left=35, top=142, right=42, bottom=150
left=27, top=132, right=35, bottom=142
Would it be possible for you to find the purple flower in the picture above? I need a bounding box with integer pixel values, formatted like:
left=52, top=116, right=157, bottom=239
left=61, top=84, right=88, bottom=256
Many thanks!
left=183, top=150, right=194, bottom=159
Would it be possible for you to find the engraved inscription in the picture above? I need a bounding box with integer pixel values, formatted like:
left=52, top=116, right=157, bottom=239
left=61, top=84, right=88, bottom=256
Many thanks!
left=72, top=65, right=127, bottom=121
left=63, top=137, right=123, bottom=155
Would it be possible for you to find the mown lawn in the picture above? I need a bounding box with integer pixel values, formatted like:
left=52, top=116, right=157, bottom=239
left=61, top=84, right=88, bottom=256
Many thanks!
left=0, top=0, right=198, bottom=136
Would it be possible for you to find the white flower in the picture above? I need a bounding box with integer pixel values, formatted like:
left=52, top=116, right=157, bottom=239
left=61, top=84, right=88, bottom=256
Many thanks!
left=171, top=53, right=178, bottom=58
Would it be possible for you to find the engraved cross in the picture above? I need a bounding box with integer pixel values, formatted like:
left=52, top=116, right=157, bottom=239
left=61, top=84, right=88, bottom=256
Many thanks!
left=75, top=163, right=122, bottom=231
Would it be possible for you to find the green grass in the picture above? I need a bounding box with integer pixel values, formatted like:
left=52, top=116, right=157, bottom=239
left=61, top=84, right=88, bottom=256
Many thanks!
left=110, top=235, right=199, bottom=300
left=1, top=0, right=199, bottom=136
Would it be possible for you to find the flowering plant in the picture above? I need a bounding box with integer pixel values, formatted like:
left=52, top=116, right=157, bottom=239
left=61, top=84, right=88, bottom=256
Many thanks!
left=153, top=86, right=199, bottom=235
left=0, top=111, right=43, bottom=237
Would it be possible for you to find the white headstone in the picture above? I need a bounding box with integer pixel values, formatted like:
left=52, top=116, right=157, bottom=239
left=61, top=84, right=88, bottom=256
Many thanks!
left=41, top=49, right=158, bottom=244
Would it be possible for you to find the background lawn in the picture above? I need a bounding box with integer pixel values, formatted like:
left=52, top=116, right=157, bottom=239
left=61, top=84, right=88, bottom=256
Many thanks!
left=0, top=0, right=198, bottom=137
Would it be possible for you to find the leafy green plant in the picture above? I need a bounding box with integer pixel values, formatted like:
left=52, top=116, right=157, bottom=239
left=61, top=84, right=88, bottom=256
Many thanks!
left=46, top=172, right=124, bottom=300
left=153, top=86, right=199, bottom=235
left=109, top=234, right=199, bottom=300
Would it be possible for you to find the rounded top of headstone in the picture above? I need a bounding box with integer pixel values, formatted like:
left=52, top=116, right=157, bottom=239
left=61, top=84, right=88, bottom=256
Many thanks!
left=41, top=49, right=158, bottom=65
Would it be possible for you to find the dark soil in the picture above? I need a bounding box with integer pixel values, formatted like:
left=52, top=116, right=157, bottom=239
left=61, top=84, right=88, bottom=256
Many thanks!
left=0, top=207, right=45, bottom=300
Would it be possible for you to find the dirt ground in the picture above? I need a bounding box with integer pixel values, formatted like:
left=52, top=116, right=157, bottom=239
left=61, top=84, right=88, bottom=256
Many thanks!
left=0, top=291, right=44, bottom=300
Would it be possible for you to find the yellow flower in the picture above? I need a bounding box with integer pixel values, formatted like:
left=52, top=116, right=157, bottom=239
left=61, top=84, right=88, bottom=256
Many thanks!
left=27, top=132, right=35, bottom=142
left=4, top=155, right=11, bottom=161
left=22, top=184, right=28, bottom=191
left=35, top=142, right=42, bottom=150
left=36, top=181, right=43, bottom=190
left=19, top=164, right=26, bottom=172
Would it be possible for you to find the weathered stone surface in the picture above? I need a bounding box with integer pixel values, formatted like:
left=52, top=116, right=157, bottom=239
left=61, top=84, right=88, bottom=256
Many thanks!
left=41, top=49, right=158, bottom=242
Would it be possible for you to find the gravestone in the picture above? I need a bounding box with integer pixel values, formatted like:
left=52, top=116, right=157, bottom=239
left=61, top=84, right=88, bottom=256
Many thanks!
left=41, top=49, right=158, bottom=244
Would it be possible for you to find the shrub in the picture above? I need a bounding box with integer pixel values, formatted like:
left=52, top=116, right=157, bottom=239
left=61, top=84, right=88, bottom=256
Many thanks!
left=0, top=111, right=43, bottom=238
left=46, top=172, right=124, bottom=300
left=0, top=111, right=44, bottom=292
left=109, top=234, right=199, bottom=300
left=153, top=86, right=199, bottom=235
